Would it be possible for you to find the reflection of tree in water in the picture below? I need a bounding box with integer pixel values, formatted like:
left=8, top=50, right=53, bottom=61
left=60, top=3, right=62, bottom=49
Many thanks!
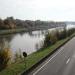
left=35, top=43, right=39, bottom=51
left=28, top=31, right=33, bottom=37
left=41, top=30, right=47, bottom=35
left=28, top=30, right=46, bottom=38
left=35, top=40, right=44, bottom=51
left=19, top=31, right=27, bottom=36
left=28, top=31, right=39, bottom=37
left=0, top=34, right=15, bottom=49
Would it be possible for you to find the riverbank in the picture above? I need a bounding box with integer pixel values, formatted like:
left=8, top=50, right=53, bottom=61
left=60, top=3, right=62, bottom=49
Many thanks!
left=0, top=28, right=27, bottom=35
left=0, top=33, right=75, bottom=75
left=0, top=28, right=49, bottom=35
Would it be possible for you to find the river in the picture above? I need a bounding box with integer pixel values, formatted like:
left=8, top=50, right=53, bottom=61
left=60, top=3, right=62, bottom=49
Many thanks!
left=0, top=30, right=48, bottom=55
left=0, top=25, right=75, bottom=57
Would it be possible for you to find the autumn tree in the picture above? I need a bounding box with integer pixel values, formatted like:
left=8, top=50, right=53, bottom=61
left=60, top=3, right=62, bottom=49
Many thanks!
left=4, top=17, right=16, bottom=29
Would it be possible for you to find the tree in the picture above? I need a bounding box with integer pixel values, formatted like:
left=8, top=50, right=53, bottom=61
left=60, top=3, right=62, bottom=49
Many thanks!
left=44, top=32, right=51, bottom=47
left=59, top=27, right=67, bottom=40
left=4, top=17, right=16, bottom=29
left=50, top=32, right=58, bottom=44
left=0, top=19, right=4, bottom=29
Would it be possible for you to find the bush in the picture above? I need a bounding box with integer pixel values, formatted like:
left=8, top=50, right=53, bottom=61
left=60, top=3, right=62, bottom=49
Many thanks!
left=0, top=48, right=11, bottom=71
left=14, top=50, right=23, bottom=62
left=58, top=28, right=67, bottom=40
left=43, top=27, right=75, bottom=48
left=50, top=32, right=58, bottom=44
left=67, top=28, right=75, bottom=36
left=44, top=31, right=58, bottom=47
left=44, top=32, right=51, bottom=47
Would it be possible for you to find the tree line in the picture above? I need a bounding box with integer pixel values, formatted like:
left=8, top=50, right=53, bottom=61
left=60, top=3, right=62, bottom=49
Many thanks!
left=0, top=17, right=66, bottom=30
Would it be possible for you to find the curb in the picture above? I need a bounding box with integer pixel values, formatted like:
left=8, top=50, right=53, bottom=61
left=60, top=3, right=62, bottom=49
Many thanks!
left=21, top=35, right=74, bottom=75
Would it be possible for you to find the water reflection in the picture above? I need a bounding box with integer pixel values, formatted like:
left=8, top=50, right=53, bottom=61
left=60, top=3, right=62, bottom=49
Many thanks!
left=0, top=34, right=15, bottom=50
left=0, top=30, right=46, bottom=56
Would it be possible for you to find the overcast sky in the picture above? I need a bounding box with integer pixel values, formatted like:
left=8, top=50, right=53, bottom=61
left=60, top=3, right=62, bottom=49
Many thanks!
left=0, top=0, right=75, bottom=21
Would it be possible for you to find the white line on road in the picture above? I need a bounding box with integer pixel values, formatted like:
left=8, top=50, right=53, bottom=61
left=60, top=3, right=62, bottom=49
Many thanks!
left=33, top=47, right=64, bottom=75
left=66, top=58, right=70, bottom=64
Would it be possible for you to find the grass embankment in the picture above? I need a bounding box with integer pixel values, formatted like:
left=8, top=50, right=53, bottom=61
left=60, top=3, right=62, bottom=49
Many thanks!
left=0, top=36, right=73, bottom=75
left=0, top=28, right=27, bottom=35
left=0, top=28, right=45, bottom=35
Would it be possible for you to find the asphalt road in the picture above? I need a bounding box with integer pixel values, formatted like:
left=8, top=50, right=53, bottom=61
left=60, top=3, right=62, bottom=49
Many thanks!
left=28, top=37, right=75, bottom=75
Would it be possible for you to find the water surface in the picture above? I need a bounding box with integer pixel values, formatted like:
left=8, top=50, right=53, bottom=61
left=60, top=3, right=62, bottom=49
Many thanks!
left=0, top=30, right=48, bottom=55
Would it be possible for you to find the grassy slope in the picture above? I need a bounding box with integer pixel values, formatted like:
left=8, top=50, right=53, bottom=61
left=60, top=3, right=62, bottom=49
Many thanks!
left=0, top=37, right=69, bottom=75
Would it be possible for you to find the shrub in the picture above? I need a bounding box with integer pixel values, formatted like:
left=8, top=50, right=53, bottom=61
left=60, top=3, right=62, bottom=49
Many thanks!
left=44, top=30, right=58, bottom=47
left=67, top=28, right=75, bottom=36
left=14, top=50, right=23, bottom=62
left=0, top=48, right=11, bottom=71
left=58, top=28, right=67, bottom=40
left=44, top=32, right=51, bottom=47
left=43, top=27, right=68, bottom=47
left=50, top=32, right=58, bottom=44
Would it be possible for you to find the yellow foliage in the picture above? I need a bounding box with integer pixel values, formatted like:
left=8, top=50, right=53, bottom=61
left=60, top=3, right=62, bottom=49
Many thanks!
left=3, top=48, right=12, bottom=58
left=0, top=48, right=12, bottom=70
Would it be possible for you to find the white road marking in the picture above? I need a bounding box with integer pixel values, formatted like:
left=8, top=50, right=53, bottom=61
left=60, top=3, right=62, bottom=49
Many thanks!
left=33, top=47, right=64, bottom=75
left=66, top=58, right=70, bottom=64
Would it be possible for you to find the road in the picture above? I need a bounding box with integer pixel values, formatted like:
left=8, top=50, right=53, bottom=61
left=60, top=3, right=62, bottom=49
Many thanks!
left=28, top=37, right=75, bottom=75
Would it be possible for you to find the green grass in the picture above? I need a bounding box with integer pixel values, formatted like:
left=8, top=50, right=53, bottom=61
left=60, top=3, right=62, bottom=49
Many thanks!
left=0, top=37, right=70, bottom=75
left=0, top=28, right=27, bottom=35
